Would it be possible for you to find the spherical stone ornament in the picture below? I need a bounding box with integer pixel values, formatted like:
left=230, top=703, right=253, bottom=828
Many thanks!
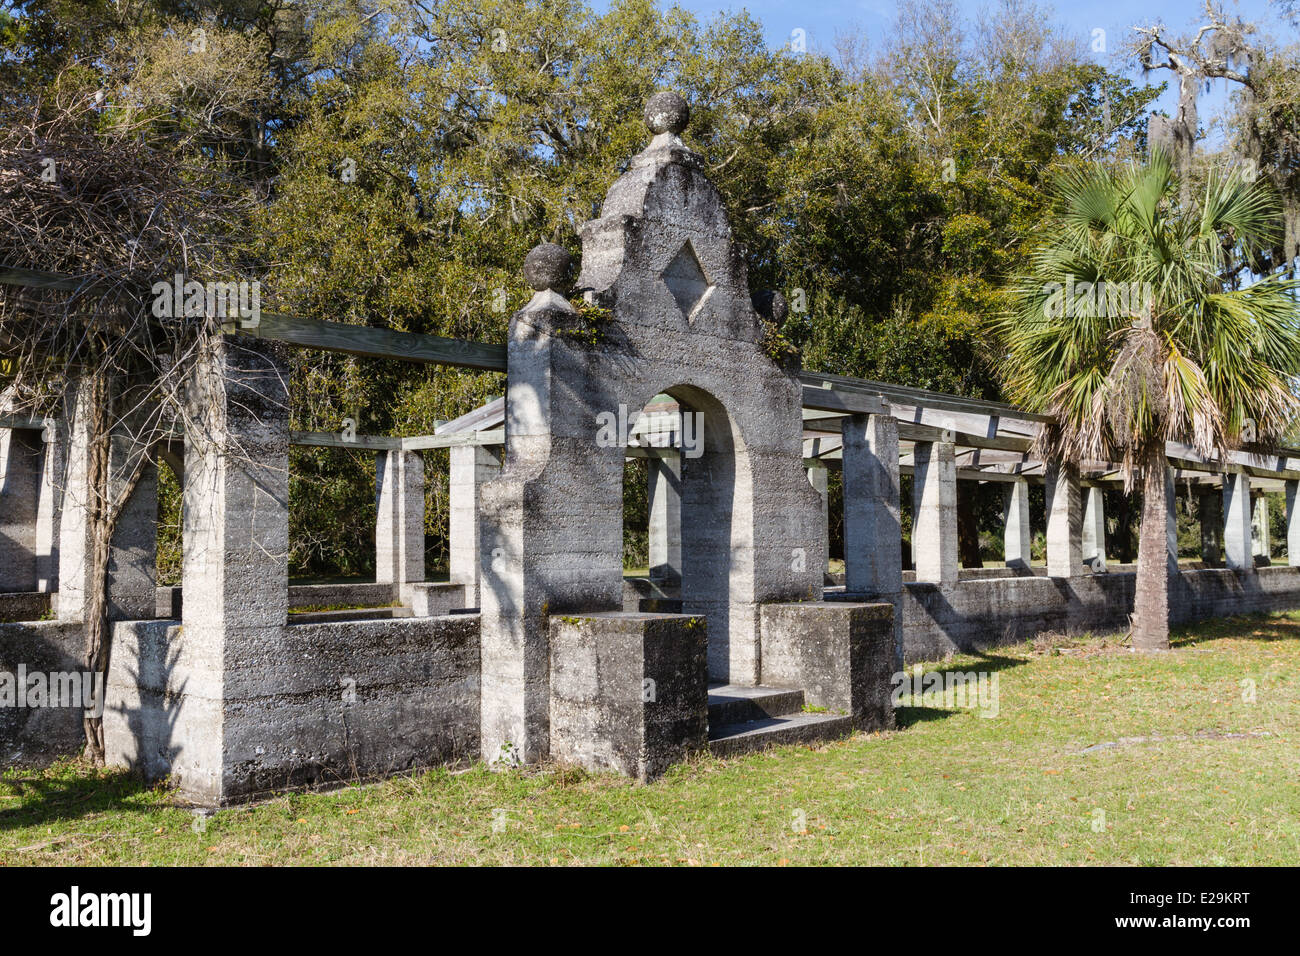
left=753, top=289, right=789, bottom=325
left=644, top=91, right=689, bottom=135
left=523, top=243, right=572, bottom=292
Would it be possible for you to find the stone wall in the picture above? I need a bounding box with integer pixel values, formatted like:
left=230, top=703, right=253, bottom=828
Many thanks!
left=104, top=614, right=481, bottom=804
left=895, top=566, right=1300, bottom=661
left=0, top=620, right=86, bottom=766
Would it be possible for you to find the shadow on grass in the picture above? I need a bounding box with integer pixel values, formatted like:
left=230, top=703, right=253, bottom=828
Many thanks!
left=0, top=766, right=159, bottom=833
left=1170, top=611, right=1300, bottom=649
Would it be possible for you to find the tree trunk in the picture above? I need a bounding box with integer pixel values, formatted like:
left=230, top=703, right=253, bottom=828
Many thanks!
left=80, top=373, right=146, bottom=765
left=1131, top=447, right=1171, bottom=652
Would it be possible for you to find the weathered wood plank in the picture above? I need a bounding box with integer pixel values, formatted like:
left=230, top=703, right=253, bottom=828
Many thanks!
left=238, top=313, right=508, bottom=372
left=800, top=385, right=888, bottom=416
left=290, top=430, right=403, bottom=451
left=401, top=429, right=505, bottom=450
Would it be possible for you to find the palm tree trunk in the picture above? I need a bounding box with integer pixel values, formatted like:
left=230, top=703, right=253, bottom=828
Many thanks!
left=1131, top=446, right=1171, bottom=651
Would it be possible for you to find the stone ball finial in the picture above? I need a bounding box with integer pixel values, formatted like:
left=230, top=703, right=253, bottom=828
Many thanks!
left=645, top=91, right=689, bottom=135
left=753, top=289, right=789, bottom=325
left=523, top=243, right=572, bottom=292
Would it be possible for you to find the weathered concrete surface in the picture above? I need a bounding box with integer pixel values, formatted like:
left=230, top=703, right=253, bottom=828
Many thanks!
left=649, top=453, right=683, bottom=587
left=152, top=581, right=401, bottom=620
left=1045, top=463, right=1081, bottom=578
left=548, top=611, right=707, bottom=781
left=912, top=441, right=957, bottom=585
left=759, top=601, right=895, bottom=730
left=1082, top=485, right=1106, bottom=570
left=901, top=566, right=1300, bottom=661
left=410, top=581, right=470, bottom=617
left=1002, top=479, right=1032, bottom=572
left=841, top=412, right=903, bottom=670
left=376, top=449, right=425, bottom=602
left=104, top=614, right=480, bottom=803
left=0, top=591, right=52, bottom=623
left=1224, top=471, right=1253, bottom=572
left=0, top=620, right=86, bottom=766
left=478, top=103, right=822, bottom=765
left=449, top=444, right=501, bottom=606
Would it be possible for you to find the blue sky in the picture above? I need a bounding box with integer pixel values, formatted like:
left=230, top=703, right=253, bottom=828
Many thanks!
left=597, top=0, right=1298, bottom=143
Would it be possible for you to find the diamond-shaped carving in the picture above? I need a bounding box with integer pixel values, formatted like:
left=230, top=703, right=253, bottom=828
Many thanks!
left=661, top=241, right=712, bottom=319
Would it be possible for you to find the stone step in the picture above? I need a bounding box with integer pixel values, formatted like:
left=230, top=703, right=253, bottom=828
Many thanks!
left=707, top=683, right=805, bottom=725
left=707, top=712, right=854, bottom=758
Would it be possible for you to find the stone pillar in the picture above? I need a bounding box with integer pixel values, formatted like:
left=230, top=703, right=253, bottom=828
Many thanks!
left=1081, top=484, right=1106, bottom=571
left=1003, top=478, right=1032, bottom=571
left=449, top=443, right=501, bottom=606
left=1287, top=480, right=1300, bottom=568
left=35, top=422, right=63, bottom=593
left=376, top=449, right=425, bottom=602
left=177, top=338, right=290, bottom=804
left=649, top=452, right=683, bottom=587
left=106, top=401, right=159, bottom=622
left=1223, top=471, right=1253, bottom=572
left=57, top=383, right=96, bottom=622
left=1199, top=489, right=1223, bottom=567
left=1045, top=463, right=1081, bottom=578
left=842, top=414, right=901, bottom=593
left=0, top=428, right=42, bottom=591
left=841, top=414, right=902, bottom=669
left=1252, top=495, right=1271, bottom=564
left=804, top=461, right=829, bottom=582
left=54, top=380, right=159, bottom=622
left=912, top=440, right=957, bottom=586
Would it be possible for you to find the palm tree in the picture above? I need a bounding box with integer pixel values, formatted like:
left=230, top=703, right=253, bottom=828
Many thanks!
left=999, top=151, right=1300, bottom=651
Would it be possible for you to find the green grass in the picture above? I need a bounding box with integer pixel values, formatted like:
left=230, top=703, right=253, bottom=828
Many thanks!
left=3, top=612, right=1299, bottom=866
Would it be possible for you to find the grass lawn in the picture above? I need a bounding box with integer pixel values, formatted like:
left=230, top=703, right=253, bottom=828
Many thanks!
left=2, top=612, right=1298, bottom=866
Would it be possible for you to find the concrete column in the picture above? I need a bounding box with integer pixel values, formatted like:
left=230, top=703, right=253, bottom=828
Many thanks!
left=1252, top=495, right=1271, bottom=564
left=449, top=443, right=501, bottom=605
left=1287, top=480, right=1300, bottom=567
left=57, top=383, right=96, bottom=622
left=1165, top=470, right=1179, bottom=574
left=54, top=380, right=159, bottom=622
left=376, top=449, right=425, bottom=602
left=35, top=422, right=63, bottom=592
left=175, top=337, right=290, bottom=804
left=912, top=440, right=957, bottom=586
left=649, top=452, right=683, bottom=587
left=842, top=414, right=901, bottom=594
left=0, top=428, right=42, bottom=591
left=106, top=403, right=159, bottom=622
left=1003, top=478, right=1032, bottom=570
left=1199, top=490, right=1223, bottom=567
left=1045, top=463, right=1082, bottom=578
left=1223, top=471, right=1254, bottom=572
left=1082, top=484, right=1106, bottom=571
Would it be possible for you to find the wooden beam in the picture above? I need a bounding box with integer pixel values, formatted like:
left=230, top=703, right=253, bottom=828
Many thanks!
left=401, top=429, right=505, bottom=450
left=290, top=430, right=402, bottom=451
left=235, top=315, right=508, bottom=372
left=800, top=385, right=888, bottom=416
left=0, top=265, right=89, bottom=293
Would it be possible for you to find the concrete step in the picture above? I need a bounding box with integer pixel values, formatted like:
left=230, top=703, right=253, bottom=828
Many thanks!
left=707, top=683, right=805, bottom=725
left=707, top=712, right=854, bottom=758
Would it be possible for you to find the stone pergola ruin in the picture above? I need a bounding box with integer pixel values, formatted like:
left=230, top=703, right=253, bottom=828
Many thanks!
left=2, top=93, right=1299, bottom=805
